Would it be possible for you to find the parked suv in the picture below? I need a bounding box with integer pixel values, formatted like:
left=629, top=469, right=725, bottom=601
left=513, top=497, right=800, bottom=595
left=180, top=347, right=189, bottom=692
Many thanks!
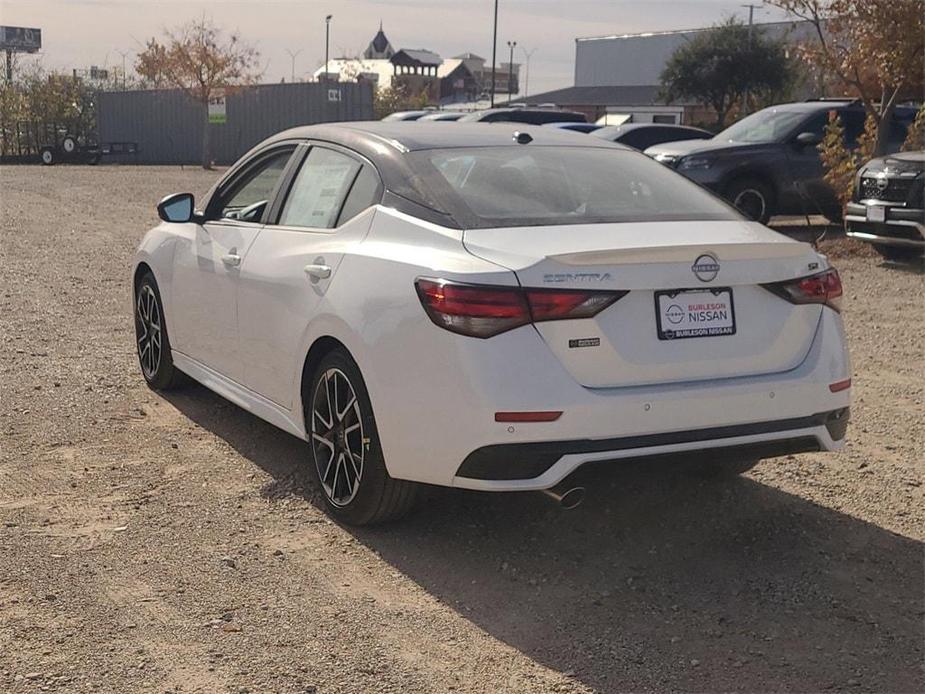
left=845, top=151, right=924, bottom=261
left=645, top=100, right=916, bottom=224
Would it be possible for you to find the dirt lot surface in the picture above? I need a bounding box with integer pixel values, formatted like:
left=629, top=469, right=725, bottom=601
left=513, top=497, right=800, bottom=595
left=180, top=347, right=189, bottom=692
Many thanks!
left=1, top=165, right=922, bottom=694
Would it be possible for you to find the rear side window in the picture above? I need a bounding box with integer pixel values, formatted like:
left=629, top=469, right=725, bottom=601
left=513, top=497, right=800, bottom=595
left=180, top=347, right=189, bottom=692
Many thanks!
left=337, top=165, right=380, bottom=225
left=408, top=146, right=741, bottom=228
left=279, top=147, right=360, bottom=229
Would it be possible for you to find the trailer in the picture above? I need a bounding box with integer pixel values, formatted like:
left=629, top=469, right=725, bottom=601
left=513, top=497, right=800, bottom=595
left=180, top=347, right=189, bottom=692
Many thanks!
left=0, top=120, right=101, bottom=165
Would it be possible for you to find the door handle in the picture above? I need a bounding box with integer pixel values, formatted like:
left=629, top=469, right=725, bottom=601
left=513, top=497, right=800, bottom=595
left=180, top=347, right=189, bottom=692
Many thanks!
left=304, top=264, right=332, bottom=281
left=221, top=253, right=241, bottom=267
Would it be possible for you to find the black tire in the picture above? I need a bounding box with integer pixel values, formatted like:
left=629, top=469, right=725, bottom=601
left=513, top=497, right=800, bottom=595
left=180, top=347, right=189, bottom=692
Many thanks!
left=822, top=207, right=844, bottom=225
left=873, top=244, right=923, bottom=263
left=688, top=457, right=761, bottom=478
left=305, top=348, right=418, bottom=525
left=726, top=178, right=774, bottom=224
left=134, top=272, right=187, bottom=391
left=40, top=148, right=55, bottom=166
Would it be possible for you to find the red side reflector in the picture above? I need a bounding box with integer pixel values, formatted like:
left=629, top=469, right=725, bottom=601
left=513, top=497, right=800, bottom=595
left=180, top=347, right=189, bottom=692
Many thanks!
left=495, top=411, right=563, bottom=423
left=829, top=378, right=851, bottom=393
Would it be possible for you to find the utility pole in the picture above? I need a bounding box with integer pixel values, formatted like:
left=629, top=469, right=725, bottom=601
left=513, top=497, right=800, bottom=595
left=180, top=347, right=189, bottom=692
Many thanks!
left=741, top=3, right=761, bottom=116
left=520, top=46, right=536, bottom=99
left=506, top=40, right=516, bottom=101
left=324, top=15, right=333, bottom=82
left=285, top=48, right=302, bottom=82
left=489, top=0, right=499, bottom=107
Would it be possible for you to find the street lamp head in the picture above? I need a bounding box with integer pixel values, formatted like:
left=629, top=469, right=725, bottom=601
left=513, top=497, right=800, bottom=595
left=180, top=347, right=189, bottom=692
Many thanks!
left=326, top=14, right=333, bottom=22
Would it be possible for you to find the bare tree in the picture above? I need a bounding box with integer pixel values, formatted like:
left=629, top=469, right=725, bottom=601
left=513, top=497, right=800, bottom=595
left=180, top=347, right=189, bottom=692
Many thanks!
left=135, top=17, right=259, bottom=168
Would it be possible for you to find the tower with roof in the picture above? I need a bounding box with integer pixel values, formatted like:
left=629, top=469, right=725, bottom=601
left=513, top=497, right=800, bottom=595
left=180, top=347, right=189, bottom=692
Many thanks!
left=364, top=22, right=395, bottom=60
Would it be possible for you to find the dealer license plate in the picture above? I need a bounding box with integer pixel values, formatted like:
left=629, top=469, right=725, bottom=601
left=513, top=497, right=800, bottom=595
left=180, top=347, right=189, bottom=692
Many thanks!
left=656, top=288, right=736, bottom=340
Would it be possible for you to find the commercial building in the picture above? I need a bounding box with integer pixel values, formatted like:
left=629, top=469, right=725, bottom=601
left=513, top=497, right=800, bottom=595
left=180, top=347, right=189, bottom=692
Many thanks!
left=522, top=20, right=821, bottom=125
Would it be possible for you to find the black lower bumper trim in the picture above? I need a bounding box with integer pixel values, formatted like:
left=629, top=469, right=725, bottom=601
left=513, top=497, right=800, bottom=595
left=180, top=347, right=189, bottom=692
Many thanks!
left=457, top=408, right=849, bottom=481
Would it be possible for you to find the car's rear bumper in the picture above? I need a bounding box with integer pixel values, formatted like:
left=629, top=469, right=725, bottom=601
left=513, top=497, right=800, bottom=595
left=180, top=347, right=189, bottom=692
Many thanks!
left=368, top=304, right=851, bottom=491
left=454, top=408, right=848, bottom=490
left=845, top=202, right=925, bottom=248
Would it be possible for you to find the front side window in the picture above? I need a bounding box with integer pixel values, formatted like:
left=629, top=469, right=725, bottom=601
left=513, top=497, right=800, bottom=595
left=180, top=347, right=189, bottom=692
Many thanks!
left=218, top=149, right=293, bottom=221
left=407, top=146, right=740, bottom=228
left=279, top=148, right=361, bottom=229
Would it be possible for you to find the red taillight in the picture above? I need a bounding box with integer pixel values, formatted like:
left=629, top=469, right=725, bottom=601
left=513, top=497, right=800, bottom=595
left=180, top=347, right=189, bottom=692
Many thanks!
left=415, top=279, right=626, bottom=338
left=763, top=268, right=843, bottom=312
left=525, top=289, right=625, bottom=322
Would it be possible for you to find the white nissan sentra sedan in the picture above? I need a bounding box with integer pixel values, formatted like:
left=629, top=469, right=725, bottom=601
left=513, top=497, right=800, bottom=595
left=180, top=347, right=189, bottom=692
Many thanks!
left=133, top=122, right=851, bottom=525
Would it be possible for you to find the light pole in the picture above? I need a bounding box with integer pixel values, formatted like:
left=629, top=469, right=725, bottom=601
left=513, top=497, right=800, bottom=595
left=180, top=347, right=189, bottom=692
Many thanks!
left=741, top=3, right=762, bottom=116
left=324, top=14, right=333, bottom=82
left=117, top=49, right=131, bottom=90
left=489, top=0, right=498, bottom=106
left=520, top=46, right=536, bottom=99
left=506, top=40, right=516, bottom=101
left=285, top=48, right=302, bottom=82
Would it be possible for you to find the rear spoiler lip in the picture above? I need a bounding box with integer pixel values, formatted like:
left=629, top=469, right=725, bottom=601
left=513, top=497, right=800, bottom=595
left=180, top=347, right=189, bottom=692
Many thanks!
left=547, top=241, right=813, bottom=266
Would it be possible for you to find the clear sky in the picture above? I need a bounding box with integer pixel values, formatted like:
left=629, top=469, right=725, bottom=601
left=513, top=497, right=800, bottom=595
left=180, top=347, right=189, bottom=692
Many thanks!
left=0, top=0, right=792, bottom=95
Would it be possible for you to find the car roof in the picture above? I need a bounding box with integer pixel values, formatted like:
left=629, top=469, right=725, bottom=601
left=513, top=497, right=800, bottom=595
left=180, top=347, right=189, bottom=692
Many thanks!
left=458, top=107, right=585, bottom=122
left=265, top=120, right=625, bottom=153
left=594, top=123, right=711, bottom=137
left=418, top=112, right=465, bottom=121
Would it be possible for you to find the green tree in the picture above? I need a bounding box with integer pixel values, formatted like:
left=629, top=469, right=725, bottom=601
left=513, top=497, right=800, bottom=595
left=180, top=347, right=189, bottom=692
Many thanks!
left=135, top=17, right=259, bottom=168
left=659, top=18, right=795, bottom=128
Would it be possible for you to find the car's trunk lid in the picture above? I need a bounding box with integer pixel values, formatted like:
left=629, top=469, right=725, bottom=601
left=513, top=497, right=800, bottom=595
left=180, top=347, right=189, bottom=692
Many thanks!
left=464, top=220, right=824, bottom=388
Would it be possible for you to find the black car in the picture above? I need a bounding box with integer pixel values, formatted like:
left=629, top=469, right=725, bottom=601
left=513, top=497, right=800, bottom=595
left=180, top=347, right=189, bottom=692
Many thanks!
left=458, top=107, right=587, bottom=125
left=592, top=123, right=711, bottom=151
left=645, top=100, right=917, bottom=224
left=845, top=151, right=924, bottom=261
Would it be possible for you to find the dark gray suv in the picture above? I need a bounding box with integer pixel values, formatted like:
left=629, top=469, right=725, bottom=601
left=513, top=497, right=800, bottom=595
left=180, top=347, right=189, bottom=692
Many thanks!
left=646, top=100, right=916, bottom=224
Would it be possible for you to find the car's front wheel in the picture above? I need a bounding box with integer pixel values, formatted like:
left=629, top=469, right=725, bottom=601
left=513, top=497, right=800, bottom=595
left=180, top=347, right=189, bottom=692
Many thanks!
left=726, top=178, right=773, bottom=224
left=306, top=348, right=418, bottom=525
left=134, top=272, right=186, bottom=390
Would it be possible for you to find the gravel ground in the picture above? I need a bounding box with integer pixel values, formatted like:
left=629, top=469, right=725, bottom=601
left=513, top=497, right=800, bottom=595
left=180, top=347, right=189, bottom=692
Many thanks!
left=1, top=165, right=922, bottom=694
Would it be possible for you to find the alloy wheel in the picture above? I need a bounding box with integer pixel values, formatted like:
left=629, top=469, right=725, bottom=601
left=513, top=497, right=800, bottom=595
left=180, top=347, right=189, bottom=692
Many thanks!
left=135, top=284, right=162, bottom=379
left=733, top=188, right=767, bottom=221
left=310, top=368, right=365, bottom=507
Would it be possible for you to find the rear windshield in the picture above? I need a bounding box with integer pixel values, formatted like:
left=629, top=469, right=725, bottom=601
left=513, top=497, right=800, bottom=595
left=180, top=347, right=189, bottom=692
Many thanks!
left=405, top=146, right=741, bottom=228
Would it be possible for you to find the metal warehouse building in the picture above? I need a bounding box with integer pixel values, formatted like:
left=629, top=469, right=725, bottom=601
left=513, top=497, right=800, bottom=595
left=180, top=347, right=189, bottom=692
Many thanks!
left=98, top=81, right=374, bottom=165
left=523, top=20, right=821, bottom=125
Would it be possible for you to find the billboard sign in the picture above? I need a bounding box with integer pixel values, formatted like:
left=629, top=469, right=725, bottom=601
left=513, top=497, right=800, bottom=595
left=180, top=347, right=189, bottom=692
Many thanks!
left=208, top=88, right=227, bottom=124
left=0, top=26, right=42, bottom=53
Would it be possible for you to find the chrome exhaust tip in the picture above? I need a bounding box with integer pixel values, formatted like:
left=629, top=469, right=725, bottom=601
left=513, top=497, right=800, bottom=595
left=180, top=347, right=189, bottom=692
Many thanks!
left=540, top=483, right=585, bottom=510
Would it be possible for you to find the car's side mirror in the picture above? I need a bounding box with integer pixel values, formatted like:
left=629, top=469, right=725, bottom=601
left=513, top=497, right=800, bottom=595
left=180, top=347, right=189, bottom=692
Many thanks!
left=157, top=193, right=195, bottom=223
left=795, top=131, right=822, bottom=147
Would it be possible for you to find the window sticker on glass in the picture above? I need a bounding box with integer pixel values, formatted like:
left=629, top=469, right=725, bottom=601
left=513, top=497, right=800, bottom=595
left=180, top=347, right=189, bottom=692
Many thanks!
left=280, top=149, right=360, bottom=229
